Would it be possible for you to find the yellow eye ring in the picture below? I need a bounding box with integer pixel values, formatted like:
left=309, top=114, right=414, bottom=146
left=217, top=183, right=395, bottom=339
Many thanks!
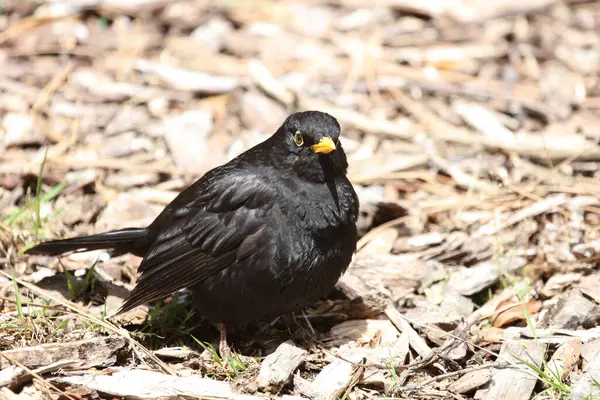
left=293, top=132, right=304, bottom=147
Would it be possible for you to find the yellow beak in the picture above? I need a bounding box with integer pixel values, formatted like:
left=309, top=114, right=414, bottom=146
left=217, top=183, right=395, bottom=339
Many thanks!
left=311, top=137, right=336, bottom=154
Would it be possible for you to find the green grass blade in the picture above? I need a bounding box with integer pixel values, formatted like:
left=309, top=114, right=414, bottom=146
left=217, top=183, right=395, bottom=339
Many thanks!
left=49, top=319, right=70, bottom=338
left=34, top=148, right=49, bottom=241
left=12, top=273, right=23, bottom=319
left=64, top=269, right=78, bottom=299
left=512, top=354, right=571, bottom=394
left=5, top=206, right=27, bottom=225
left=190, top=335, right=223, bottom=366
left=41, top=181, right=67, bottom=203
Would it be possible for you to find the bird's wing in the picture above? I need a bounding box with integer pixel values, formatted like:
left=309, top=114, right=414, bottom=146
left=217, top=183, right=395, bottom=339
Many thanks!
left=117, top=169, right=278, bottom=314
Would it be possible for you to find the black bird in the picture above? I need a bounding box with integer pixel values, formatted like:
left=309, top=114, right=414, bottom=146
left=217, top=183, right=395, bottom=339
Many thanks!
left=26, top=111, right=359, bottom=355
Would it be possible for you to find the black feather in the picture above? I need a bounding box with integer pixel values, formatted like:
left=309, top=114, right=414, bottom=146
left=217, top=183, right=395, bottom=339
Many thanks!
left=26, top=110, right=359, bottom=326
left=25, top=228, right=149, bottom=257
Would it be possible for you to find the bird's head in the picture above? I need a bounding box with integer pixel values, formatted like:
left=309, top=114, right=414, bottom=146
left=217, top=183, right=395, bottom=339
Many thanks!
left=273, top=111, right=349, bottom=182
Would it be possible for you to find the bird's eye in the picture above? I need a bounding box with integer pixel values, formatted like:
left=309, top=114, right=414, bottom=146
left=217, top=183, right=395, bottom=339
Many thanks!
left=293, top=132, right=304, bottom=147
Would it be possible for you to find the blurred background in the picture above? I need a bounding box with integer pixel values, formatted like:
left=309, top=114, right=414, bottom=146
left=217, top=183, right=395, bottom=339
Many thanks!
left=2, top=1, right=600, bottom=399
left=1, top=0, right=599, bottom=235
left=1, top=0, right=599, bottom=240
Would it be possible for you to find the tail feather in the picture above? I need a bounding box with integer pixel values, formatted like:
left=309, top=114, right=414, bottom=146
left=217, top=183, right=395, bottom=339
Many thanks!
left=25, top=228, right=149, bottom=257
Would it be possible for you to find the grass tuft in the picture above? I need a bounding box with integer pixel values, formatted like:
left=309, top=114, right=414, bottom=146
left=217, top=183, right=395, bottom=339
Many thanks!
left=191, top=336, right=248, bottom=379
left=132, top=294, right=200, bottom=349
left=511, top=291, right=571, bottom=399
left=3, top=148, right=67, bottom=253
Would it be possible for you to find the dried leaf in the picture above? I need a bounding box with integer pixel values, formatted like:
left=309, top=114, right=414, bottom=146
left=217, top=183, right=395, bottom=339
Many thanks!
left=544, top=338, right=581, bottom=381
left=480, top=326, right=505, bottom=344
left=491, top=299, right=542, bottom=328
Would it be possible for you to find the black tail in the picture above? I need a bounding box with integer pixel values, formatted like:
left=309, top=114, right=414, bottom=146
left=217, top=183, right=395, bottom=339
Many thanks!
left=25, top=228, right=149, bottom=257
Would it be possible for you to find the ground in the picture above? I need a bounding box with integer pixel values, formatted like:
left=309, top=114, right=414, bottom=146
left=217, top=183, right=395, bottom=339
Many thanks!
left=1, top=1, right=600, bottom=399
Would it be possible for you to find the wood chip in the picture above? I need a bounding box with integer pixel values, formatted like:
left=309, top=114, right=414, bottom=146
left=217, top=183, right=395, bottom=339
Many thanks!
left=0, top=360, right=74, bottom=391
left=385, top=304, right=433, bottom=359
left=256, top=340, right=306, bottom=393
left=51, top=367, right=259, bottom=400
left=448, top=368, right=493, bottom=394
left=2, top=113, right=43, bottom=147
left=477, top=195, right=569, bottom=236
left=310, top=358, right=356, bottom=400
left=162, top=109, right=213, bottom=173
left=573, top=338, right=600, bottom=399
left=135, top=59, right=239, bottom=93
left=544, top=338, right=581, bottom=382
left=478, top=340, right=548, bottom=400
left=454, top=100, right=515, bottom=142
left=0, top=336, right=126, bottom=370
left=327, top=319, right=400, bottom=347
left=338, top=253, right=432, bottom=305
left=540, top=289, right=600, bottom=329
left=153, top=347, right=199, bottom=361
left=448, top=256, right=526, bottom=296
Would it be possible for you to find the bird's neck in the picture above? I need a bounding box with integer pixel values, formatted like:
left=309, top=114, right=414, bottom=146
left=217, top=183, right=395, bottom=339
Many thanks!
left=292, top=156, right=346, bottom=183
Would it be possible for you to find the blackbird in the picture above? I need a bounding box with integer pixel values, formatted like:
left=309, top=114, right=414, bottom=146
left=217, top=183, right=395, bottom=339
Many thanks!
left=26, top=111, right=359, bottom=353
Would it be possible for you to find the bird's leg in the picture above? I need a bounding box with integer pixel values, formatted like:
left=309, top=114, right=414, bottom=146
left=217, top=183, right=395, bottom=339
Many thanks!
left=282, top=312, right=297, bottom=328
left=282, top=312, right=314, bottom=342
left=218, top=324, right=231, bottom=361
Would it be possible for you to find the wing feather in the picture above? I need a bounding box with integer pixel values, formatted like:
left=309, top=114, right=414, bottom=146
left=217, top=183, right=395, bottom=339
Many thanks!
left=117, top=171, right=276, bottom=314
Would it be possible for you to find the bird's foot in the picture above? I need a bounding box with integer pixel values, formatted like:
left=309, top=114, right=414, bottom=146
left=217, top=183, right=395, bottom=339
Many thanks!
left=218, top=324, right=232, bottom=361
